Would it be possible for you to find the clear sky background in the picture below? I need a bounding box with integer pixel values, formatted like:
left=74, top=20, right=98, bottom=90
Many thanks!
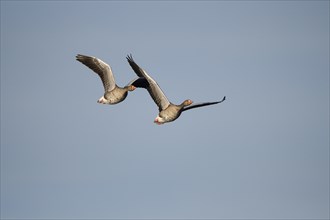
left=1, top=1, right=329, bottom=219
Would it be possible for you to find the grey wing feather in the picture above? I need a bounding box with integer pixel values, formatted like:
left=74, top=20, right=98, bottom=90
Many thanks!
left=76, top=54, right=116, bottom=92
left=126, top=55, right=170, bottom=111
left=182, top=96, right=226, bottom=112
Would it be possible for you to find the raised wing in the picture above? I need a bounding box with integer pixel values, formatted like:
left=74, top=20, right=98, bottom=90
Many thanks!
left=76, top=54, right=116, bottom=92
left=126, top=54, right=170, bottom=111
left=182, top=96, right=226, bottom=112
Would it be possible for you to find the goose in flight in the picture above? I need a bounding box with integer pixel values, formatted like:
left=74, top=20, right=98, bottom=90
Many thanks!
left=76, top=54, right=140, bottom=104
left=126, top=54, right=226, bottom=125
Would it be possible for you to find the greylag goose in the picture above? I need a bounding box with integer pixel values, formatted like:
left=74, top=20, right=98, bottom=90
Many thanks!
left=76, top=54, right=139, bottom=104
left=126, top=54, right=226, bottom=124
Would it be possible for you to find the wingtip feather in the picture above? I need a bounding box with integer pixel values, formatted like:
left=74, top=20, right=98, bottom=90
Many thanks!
left=126, top=54, right=134, bottom=62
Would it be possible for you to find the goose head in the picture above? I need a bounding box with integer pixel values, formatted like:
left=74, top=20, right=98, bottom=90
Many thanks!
left=182, top=99, right=193, bottom=106
left=126, top=85, right=136, bottom=91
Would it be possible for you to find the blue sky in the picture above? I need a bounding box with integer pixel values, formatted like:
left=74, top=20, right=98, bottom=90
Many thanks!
left=1, top=1, right=329, bottom=219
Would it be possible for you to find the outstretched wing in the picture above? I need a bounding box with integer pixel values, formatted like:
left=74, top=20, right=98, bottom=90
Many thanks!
left=126, top=54, right=170, bottom=111
left=182, top=96, right=226, bottom=112
left=76, top=54, right=116, bottom=92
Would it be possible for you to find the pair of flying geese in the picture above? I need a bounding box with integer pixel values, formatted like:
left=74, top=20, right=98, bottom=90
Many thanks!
left=76, top=54, right=226, bottom=125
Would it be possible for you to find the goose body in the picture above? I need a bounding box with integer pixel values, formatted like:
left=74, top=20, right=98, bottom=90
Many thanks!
left=126, top=54, right=226, bottom=124
left=76, top=54, right=138, bottom=104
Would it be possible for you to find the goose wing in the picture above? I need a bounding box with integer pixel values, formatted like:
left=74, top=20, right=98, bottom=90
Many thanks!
left=126, top=54, right=170, bottom=111
left=182, top=96, right=226, bottom=112
left=126, top=77, right=149, bottom=88
left=76, top=54, right=116, bottom=92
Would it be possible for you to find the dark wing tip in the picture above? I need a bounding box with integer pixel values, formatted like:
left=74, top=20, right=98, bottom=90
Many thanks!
left=221, top=96, right=226, bottom=102
left=76, top=54, right=89, bottom=62
left=126, top=54, right=134, bottom=62
left=76, top=54, right=95, bottom=60
left=76, top=54, right=82, bottom=60
left=126, top=54, right=146, bottom=78
left=215, top=96, right=226, bottom=104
